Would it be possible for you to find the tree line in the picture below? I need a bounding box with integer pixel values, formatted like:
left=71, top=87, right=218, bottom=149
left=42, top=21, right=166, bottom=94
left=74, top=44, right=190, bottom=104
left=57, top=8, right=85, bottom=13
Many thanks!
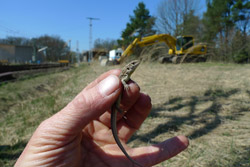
left=95, top=0, right=250, bottom=63
left=0, top=35, right=71, bottom=62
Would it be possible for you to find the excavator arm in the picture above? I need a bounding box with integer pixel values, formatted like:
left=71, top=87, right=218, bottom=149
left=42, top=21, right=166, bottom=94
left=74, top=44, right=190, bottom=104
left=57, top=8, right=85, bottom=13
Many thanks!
left=118, top=34, right=177, bottom=62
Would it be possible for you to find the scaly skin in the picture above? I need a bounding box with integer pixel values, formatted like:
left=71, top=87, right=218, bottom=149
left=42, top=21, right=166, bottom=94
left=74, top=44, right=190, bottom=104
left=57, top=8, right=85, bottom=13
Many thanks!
left=111, top=60, right=143, bottom=167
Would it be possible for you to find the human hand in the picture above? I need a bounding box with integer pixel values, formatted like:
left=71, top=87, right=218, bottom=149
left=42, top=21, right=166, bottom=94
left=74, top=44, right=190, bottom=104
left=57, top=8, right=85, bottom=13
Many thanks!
left=15, top=69, right=189, bottom=167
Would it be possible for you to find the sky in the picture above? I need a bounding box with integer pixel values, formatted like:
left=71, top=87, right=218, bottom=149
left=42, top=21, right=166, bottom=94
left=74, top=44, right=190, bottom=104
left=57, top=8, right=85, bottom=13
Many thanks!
left=0, top=0, right=206, bottom=52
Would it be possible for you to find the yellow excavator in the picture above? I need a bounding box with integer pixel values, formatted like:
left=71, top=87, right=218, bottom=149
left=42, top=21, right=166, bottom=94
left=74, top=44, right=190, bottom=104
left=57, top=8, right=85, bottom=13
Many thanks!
left=117, top=34, right=207, bottom=64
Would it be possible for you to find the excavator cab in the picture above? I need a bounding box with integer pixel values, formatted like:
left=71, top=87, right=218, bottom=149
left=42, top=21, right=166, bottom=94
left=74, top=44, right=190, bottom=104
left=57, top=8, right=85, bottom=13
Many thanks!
left=176, top=36, right=194, bottom=51
left=173, top=35, right=207, bottom=63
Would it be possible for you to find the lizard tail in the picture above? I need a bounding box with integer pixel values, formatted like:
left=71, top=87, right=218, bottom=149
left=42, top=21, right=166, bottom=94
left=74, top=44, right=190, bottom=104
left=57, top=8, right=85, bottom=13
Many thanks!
left=111, top=107, right=144, bottom=167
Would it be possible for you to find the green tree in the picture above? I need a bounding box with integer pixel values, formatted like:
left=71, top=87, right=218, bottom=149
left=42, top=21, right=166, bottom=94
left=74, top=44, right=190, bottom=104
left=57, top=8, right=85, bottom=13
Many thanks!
left=203, top=0, right=233, bottom=42
left=32, top=35, right=70, bottom=62
left=203, top=0, right=250, bottom=41
left=232, top=30, right=249, bottom=63
left=232, top=0, right=250, bottom=33
left=203, top=0, right=250, bottom=62
left=177, top=10, right=203, bottom=40
left=0, top=36, right=31, bottom=46
left=119, top=2, right=156, bottom=47
left=0, top=35, right=71, bottom=62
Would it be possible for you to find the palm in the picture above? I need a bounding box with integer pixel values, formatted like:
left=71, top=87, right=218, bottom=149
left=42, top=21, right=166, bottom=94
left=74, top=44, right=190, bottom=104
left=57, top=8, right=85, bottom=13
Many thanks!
left=51, top=113, right=134, bottom=167
left=77, top=119, right=135, bottom=167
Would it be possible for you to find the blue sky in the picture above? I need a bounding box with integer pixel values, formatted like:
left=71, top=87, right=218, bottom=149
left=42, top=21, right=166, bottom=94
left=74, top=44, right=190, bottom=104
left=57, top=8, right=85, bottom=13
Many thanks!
left=0, top=0, right=206, bottom=52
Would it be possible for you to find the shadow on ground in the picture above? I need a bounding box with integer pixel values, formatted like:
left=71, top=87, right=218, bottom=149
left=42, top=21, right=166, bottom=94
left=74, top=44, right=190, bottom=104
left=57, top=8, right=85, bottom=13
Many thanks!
left=129, top=88, right=249, bottom=143
left=0, top=141, right=27, bottom=166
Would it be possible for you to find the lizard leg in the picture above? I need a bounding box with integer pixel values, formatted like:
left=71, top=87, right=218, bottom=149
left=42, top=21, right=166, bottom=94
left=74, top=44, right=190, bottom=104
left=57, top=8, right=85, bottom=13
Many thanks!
left=121, top=79, right=130, bottom=91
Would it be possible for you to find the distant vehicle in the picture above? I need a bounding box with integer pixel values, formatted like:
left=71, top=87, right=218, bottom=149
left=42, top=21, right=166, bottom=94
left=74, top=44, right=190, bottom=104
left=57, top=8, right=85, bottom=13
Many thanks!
left=58, top=60, right=69, bottom=66
left=108, top=48, right=123, bottom=61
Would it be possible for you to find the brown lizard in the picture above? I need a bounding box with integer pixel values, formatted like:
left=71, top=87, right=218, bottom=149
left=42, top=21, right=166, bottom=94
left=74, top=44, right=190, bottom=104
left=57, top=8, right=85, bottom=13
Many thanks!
left=111, top=60, right=143, bottom=167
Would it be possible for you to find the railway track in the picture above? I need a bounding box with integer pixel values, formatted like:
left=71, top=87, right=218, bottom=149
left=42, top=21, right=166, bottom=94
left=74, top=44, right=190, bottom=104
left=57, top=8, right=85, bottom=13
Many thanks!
left=0, top=64, right=69, bottom=82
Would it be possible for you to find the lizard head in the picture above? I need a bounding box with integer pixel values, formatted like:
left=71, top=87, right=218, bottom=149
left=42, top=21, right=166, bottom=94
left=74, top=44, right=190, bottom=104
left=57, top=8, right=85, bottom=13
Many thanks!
left=126, top=60, right=140, bottom=74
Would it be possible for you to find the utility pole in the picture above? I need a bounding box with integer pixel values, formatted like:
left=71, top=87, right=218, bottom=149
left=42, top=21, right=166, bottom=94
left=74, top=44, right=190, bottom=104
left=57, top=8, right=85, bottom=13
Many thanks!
left=68, top=40, right=73, bottom=63
left=76, top=40, right=80, bottom=65
left=86, top=17, right=100, bottom=62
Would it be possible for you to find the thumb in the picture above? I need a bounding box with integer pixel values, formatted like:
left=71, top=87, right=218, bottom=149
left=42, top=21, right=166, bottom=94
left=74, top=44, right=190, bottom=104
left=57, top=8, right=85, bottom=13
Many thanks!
left=48, top=74, right=121, bottom=134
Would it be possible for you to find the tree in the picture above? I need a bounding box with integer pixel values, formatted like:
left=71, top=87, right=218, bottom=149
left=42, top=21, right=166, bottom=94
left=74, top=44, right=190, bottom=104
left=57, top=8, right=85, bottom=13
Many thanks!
left=203, top=0, right=250, bottom=42
left=119, top=2, right=156, bottom=47
left=0, top=35, right=71, bottom=62
left=232, top=30, right=249, bottom=63
left=94, top=38, right=118, bottom=51
left=156, top=0, right=201, bottom=36
left=177, top=10, right=203, bottom=40
left=203, top=0, right=250, bottom=62
left=0, top=36, right=31, bottom=46
left=203, top=0, right=233, bottom=43
left=232, top=0, right=250, bottom=34
left=32, top=35, right=70, bottom=62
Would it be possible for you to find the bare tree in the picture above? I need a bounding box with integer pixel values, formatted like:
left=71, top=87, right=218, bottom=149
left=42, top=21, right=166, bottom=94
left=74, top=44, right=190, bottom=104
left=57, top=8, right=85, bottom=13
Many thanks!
left=94, top=38, right=118, bottom=51
left=156, top=0, right=201, bottom=35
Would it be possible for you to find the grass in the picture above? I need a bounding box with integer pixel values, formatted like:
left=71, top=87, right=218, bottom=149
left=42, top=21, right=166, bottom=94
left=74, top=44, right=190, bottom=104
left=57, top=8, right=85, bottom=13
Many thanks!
left=0, top=61, right=250, bottom=166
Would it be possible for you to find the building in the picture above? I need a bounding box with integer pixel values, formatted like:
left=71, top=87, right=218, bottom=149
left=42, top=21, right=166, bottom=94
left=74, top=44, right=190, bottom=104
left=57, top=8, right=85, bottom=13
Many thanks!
left=82, top=48, right=108, bottom=62
left=0, top=44, right=43, bottom=64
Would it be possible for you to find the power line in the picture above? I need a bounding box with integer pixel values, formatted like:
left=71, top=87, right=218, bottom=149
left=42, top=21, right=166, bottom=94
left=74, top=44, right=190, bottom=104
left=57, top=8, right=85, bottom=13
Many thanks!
left=86, top=17, right=100, bottom=62
left=0, top=23, right=39, bottom=38
left=0, top=24, right=19, bottom=35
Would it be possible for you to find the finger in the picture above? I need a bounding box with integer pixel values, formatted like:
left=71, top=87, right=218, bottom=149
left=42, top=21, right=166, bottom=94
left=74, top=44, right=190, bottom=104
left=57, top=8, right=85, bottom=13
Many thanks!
left=117, top=92, right=152, bottom=141
left=98, top=81, right=140, bottom=126
left=131, top=136, right=189, bottom=166
left=43, top=73, right=122, bottom=135
left=120, top=81, right=141, bottom=111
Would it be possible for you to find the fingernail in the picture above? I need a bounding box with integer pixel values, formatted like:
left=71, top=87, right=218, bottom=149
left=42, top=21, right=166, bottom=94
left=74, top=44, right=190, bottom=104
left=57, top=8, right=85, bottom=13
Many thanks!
left=98, top=75, right=120, bottom=96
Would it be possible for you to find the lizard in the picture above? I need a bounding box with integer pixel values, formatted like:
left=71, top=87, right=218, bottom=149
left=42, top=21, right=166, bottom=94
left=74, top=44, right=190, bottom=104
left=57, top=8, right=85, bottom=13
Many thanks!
left=111, top=60, right=143, bottom=167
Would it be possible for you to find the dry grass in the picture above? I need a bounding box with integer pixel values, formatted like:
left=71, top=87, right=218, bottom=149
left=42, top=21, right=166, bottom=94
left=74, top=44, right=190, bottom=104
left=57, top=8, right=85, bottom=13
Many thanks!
left=0, top=62, right=250, bottom=166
